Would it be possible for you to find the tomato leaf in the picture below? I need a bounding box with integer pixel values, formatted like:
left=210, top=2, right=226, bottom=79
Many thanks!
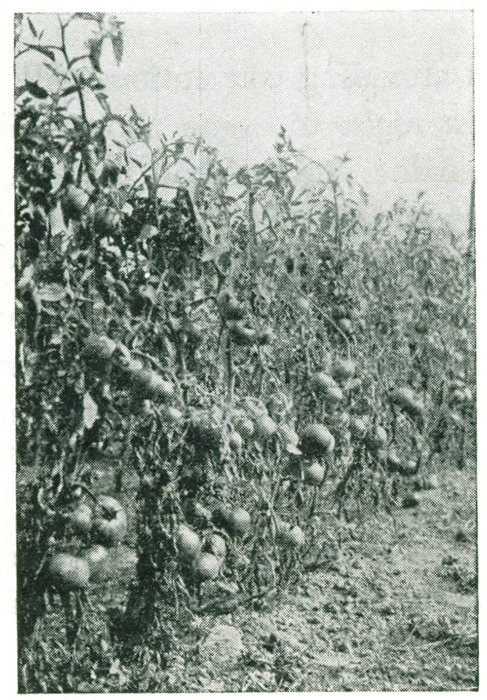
left=111, top=32, right=123, bottom=66
left=74, top=12, right=103, bottom=21
left=25, top=80, right=49, bottom=99
left=87, top=37, right=103, bottom=73
left=60, top=84, right=80, bottom=98
left=24, top=44, right=55, bottom=62
left=27, top=17, right=38, bottom=37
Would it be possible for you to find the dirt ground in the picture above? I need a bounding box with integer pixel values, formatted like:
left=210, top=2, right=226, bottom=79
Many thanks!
left=19, top=461, right=477, bottom=692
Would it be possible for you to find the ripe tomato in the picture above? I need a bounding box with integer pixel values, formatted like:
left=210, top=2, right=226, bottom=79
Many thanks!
left=145, top=373, right=175, bottom=401
left=277, top=423, right=299, bottom=447
left=66, top=503, right=93, bottom=536
left=92, top=495, right=127, bottom=547
left=390, top=387, right=423, bottom=416
left=207, top=533, right=227, bottom=560
left=228, top=321, right=258, bottom=346
left=62, top=184, right=89, bottom=221
left=162, top=406, right=184, bottom=424
left=349, top=415, right=368, bottom=440
left=194, top=552, right=220, bottom=580
left=253, top=413, right=277, bottom=441
left=366, top=425, right=388, bottom=451
left=229, top=507, right=251, bottom=536
left=233, top=411, right=254, bottom=439
left=332, top=358, right=356, bottom=382
left=303, top=461, right=325, bottom=485
left=311, top=372, right=344, bottom=402
left=127, top=364, right=174, bottom=401
left=277, top=522, right=305, bottom=548
left=311, top=371, right=338, bottom=393
left=176, top=524, right=201, bottom=560
left=47, top=553, right=90, bottom=590
left=83, top=544, right=110, bottom=581
left=83, top=334, right=117, bottom=363
left=300, top=423, right=335, bottom=456
left=93, top=204, right=120, bottom=235
left=217, top=291, right=245, bottom=321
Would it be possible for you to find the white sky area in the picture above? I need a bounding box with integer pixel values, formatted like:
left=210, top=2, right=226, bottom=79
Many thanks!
left=21, top=11, right=473, bottom=234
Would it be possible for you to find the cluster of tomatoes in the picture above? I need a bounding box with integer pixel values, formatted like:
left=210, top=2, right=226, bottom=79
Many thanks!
left=46, top=489, right=127, bottom=593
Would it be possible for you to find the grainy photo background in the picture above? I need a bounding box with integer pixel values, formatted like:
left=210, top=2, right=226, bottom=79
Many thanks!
left=15, top=9, right=476, bottom=693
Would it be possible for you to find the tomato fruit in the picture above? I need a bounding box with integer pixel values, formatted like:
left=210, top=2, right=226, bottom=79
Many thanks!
left=66, top=503, right=93, bottom=536
left=83, top=334, right=117, bottom=364
left=349, top=415, right=368, bottom=440
left=303, top=461, right=325, bottom=485
left=277, top=522, right=305, bottom=548
left=390, top=387, right=423, bottom=416
left=233, top=411, right=254, bottom=439
left=92, top=495, right=127, bottom=547
left=176, top=524, right=201, bottom=560
left=62, top=184, right=89, bottom=221
left=127, top=364, right=174, bottom=401
left=300, top=423, right=335, bottom=456
left=277, top=423, right=299, bottom=447
left=83, top=544, right=110, bottom=581
left=194, top=552, right=220, bottom=580
left=332, top=358, right=356, bottom=381
left=366, top=425, right=388, bottom=451
left=47, top=553, right=90, bottom=590
left=93, top=204, right=120, bottom=235
left=311, top=371, right=338, bottom=394
left=207, top=532, right=227, bottom=560
left=162, top=406, right=184, bottom=424
left=253, top=413, right=277, bottom=441
left=228, top=321, right=258, bottom=346
left=217, top=291, right=245, bottom=321
left=311, top=372, right=344, bottom=402
left=228, top=507, right=251, bottom=536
